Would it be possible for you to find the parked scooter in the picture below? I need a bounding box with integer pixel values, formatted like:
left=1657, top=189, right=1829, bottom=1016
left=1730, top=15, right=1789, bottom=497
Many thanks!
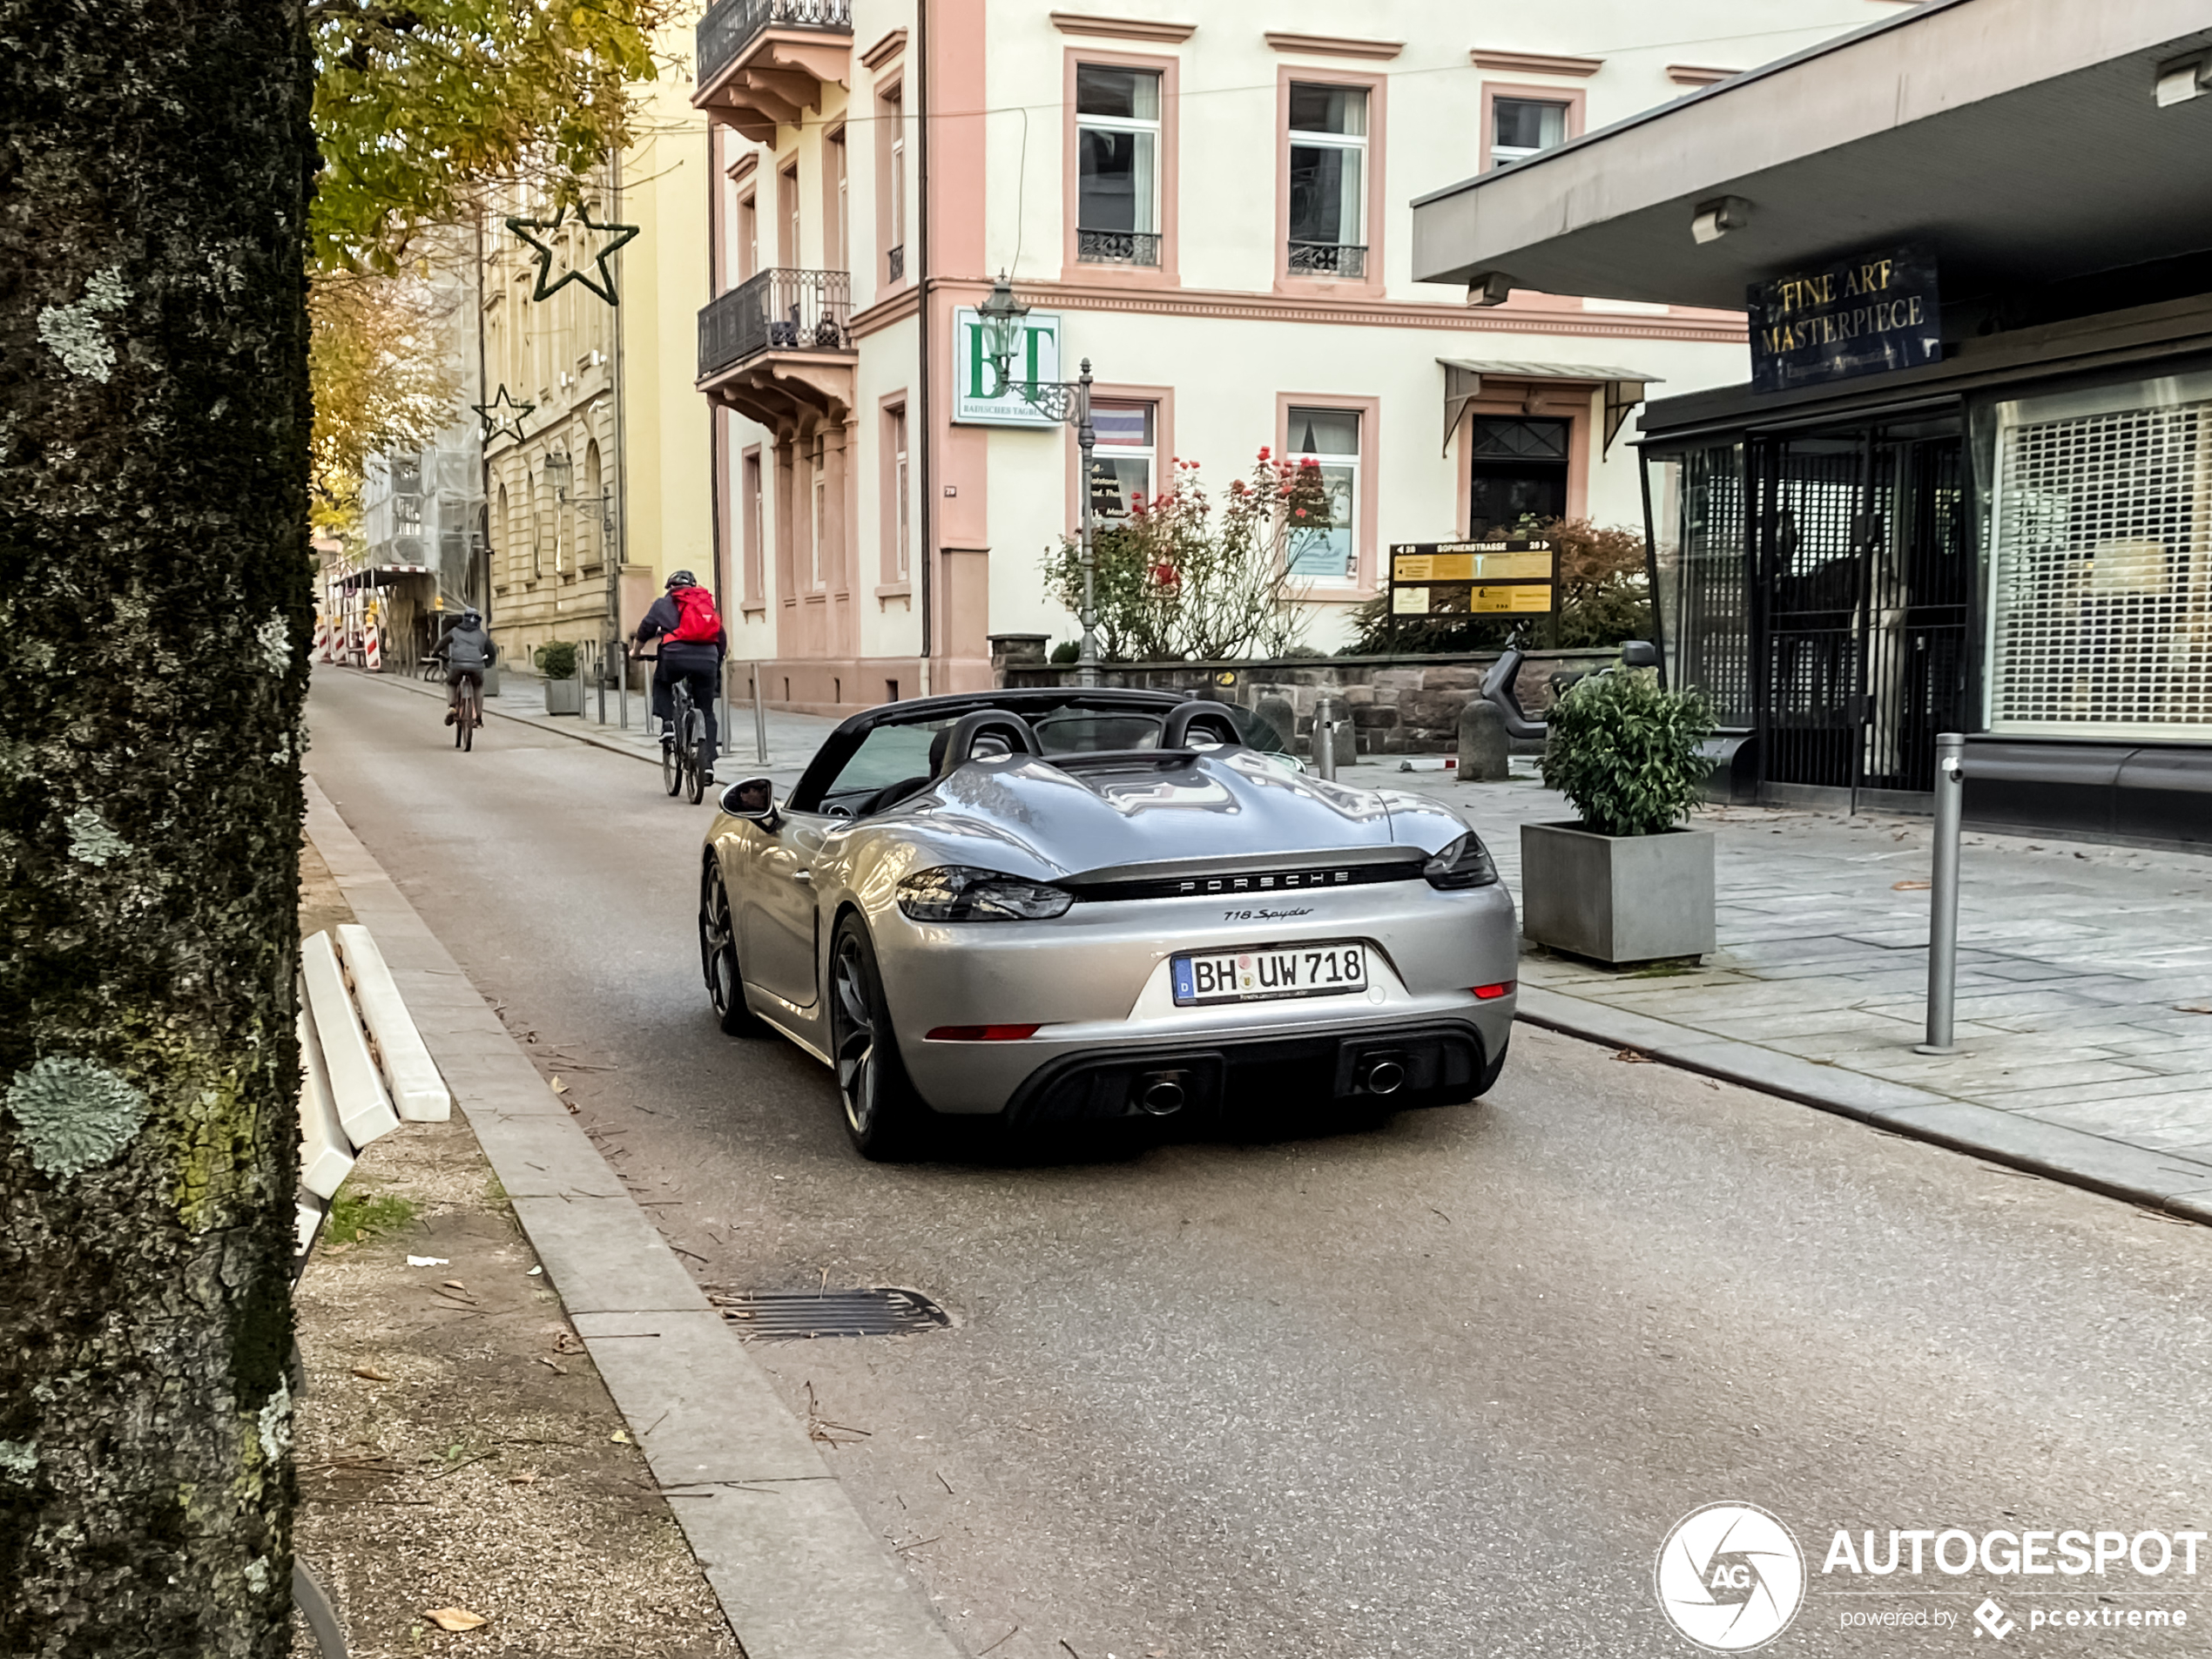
left=1482, top=632, right=1659, bottom=739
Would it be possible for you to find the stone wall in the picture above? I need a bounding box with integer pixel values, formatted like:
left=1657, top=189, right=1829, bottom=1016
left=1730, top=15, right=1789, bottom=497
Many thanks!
left=1002, top=650, right=1619, bottom=757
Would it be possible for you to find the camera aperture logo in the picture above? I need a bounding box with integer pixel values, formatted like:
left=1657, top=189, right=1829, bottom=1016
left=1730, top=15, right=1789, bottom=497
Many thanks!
left=1656, top=1502, right=1807, bottom=1651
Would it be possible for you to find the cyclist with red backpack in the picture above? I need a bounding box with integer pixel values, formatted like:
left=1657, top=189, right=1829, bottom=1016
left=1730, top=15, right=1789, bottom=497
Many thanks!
left=633, top=570, right=727, bottom=781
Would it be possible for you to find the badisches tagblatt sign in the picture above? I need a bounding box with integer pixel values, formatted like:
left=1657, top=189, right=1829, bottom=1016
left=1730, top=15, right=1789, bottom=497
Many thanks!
left=1749, top=246, right=1942, bottom=394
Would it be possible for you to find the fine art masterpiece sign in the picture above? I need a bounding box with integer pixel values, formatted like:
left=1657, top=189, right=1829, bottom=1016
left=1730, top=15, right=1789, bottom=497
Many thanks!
left=1749, top=246, right=1941, bottom=394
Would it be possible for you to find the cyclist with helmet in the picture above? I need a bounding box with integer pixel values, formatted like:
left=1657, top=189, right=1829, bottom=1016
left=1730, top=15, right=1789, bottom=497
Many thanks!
left=633, top=570, right=727, bottom=780
left=432, top=608, right=496, bottom=725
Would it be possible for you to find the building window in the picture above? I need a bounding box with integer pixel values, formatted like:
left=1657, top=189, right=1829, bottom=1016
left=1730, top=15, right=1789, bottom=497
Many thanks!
left=779, top=161, right=799, bottom=264
left=1491, top=97, right=1568, bottom=167
left=1287, top=84, right=1367, bottom=279
left=742, top=447, right=764, bottom=604
left=882, top=84, right=907, bottom=283
left=891, top=404, right=910, bottom=580
left=1076, top=65, right=1161, bottom=266
left=1089, top=401, right=1156, bottom=523
left=1468, top=416, right=1570, bottom=534
left=828, top=127, right=849, bottom=273
left=738, top=192, right=759, bottom=281
left=1286, top=406, right=1360, bottom=584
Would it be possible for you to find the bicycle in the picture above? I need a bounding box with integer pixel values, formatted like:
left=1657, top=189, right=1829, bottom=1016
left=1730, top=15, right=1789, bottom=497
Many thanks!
left=657, top=664, right=711, bottom=804
left=450, top=672, right=482, bottom=752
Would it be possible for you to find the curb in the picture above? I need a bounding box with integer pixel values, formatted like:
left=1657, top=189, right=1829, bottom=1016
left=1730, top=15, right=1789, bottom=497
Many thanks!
left=1514, top=984, right=2212, bottom=1225
left=303, top=774, right=965, bottom=1659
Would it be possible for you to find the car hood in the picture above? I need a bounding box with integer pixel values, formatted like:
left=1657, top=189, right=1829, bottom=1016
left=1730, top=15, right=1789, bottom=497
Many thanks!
left=887, top=749, right=1473, bottom=881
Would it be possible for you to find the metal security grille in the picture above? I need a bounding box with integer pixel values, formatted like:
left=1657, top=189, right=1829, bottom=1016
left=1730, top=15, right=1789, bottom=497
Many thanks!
left=1760, top=438, right=1865, bottom=786
left=1670, top=444, right=1751, bottom=725
left=1992, top=402, right=2212, bottom=736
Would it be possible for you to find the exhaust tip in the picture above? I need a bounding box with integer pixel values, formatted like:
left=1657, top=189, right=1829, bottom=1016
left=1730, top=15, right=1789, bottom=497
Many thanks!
left=1362, top=1059, right=1407, bottom=1096
left=1137, top=1074, right=1188, bottom=1116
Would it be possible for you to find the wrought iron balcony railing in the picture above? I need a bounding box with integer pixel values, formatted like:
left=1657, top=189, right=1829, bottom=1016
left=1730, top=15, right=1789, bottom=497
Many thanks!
left=886, top=244, right=905, bottom=283
left=697, top=0, right=852, bottom=91
left=698, top=267, right=853, bottom=379
left=1077, top=227, right=1162, bottom=267
left=1288, top=241, right=1366, bottom=279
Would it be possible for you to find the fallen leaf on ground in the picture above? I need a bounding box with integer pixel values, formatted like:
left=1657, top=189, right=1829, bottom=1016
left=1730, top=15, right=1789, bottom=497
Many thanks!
left=509, top=1470, right=538, bottom=1485
left=442, top=1279, right=467, bottom=1291
left=406, top=1256, right=449, bottom=1268
left=550, top=1076, right=568, bottom=1094
left=350, top=1366, right=392, bottom=1383
left=552, top=1331, right=583, bottom=1355
left=1614, top=1049, right=1654, bottom=1063
left=536, top=1357, right=567, bottom=1375
left=425, top=1607, right=488, bottom=1631
left=1892, top=880, right=1931, bottom=891
left=610, top=1428, right=631, bottom=1444
left=2176, top=1003, right=2212, bottom=1015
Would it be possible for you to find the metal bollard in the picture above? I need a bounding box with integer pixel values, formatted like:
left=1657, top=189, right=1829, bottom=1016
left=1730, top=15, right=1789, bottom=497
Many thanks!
left=1314, top=698, right=1339, bottom=782
left=752, top=667, right=768, bottom=766
left=1915, top=732, right=1966, bottom=1055
left=617, top=643, right=629, bottom=731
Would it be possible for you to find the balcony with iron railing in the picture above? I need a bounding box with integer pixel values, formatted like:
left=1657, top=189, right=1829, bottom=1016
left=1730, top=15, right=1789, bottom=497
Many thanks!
left=693, top=0, right=852, bottom=141
left=1077, top=228, right=1162, bottom=268
left=1288, top=241, right=1367, bottom=279
left=697, top=268, right=856, bottom=431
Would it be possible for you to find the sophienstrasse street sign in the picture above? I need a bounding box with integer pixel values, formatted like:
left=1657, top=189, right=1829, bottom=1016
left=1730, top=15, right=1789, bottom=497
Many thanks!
left=952, top=306, right=1063, bottom=428
left=1749, top=246, right=1941, bottom=394
left=1387, top=539, right=1556, bottom=618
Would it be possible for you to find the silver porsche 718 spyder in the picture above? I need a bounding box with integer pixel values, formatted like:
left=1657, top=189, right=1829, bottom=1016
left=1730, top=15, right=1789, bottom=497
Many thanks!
left=696, top=689, right=1519, bottom=1157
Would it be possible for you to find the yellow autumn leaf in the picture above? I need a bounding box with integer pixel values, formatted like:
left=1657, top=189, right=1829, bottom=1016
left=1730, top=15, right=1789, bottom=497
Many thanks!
left=425, top=1606, right=488, bottom=1631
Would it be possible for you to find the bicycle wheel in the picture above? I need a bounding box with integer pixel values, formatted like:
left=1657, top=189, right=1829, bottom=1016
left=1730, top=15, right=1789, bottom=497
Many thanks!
left=685, top=711, right=708, bottom=805
left=452, top=685, right=465, bottom=749
left=461, top=684, right=475, bottom=752
left=661, top=698, right=685, bottom=797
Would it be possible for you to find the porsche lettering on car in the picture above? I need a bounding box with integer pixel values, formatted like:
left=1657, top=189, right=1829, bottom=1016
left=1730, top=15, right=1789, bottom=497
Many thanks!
left=696, top=689, right=1518, bottom=1158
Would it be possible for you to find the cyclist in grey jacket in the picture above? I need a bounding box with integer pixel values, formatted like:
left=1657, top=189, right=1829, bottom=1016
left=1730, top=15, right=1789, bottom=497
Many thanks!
left=433, top=610, right=496, bottom=724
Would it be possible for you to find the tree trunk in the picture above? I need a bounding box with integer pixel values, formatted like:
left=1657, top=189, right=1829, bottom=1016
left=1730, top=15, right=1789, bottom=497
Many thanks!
left=0, top=0, right=313, bottom=1651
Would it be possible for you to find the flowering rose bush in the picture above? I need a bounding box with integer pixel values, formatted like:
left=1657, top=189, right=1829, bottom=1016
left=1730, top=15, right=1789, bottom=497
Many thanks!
left=1043, top=448, right=1334, bottom=661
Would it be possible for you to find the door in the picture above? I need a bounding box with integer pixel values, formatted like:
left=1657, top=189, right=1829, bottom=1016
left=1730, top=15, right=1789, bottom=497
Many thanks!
left=740, top=815, right=828, bottom=1009
left=1468, top=416, right=1568, bottom=534
left=1753, top=421, right=1973, bottom=799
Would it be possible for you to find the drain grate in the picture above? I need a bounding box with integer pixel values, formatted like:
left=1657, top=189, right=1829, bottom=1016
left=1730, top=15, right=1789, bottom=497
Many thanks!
left=708, top=1288, right=950, bottom=1340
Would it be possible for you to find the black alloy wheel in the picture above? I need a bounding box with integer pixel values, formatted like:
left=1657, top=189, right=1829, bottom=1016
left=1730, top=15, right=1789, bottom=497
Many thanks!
left=827, top=915, right=927, bottom=1161
left=698, top=859, right=765, bottom=1035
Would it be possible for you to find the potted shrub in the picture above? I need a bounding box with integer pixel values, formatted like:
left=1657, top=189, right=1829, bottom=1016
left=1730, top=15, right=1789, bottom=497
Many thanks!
left=1521, top=669, right=1716, bottom=964
left=535, top=640, right=583, bottom=716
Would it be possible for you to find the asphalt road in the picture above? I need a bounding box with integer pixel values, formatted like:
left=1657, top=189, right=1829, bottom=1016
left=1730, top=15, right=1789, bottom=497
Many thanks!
left=309, top=668, right=2212, bottom=1659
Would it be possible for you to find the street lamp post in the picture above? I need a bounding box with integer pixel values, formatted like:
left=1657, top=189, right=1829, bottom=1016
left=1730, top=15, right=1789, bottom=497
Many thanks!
left=978, top=273, right=1099, bottom=688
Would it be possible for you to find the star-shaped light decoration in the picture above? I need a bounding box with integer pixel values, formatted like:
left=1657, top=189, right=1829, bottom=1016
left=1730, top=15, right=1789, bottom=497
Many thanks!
left=506, top=203, right=641, bottom=307
left=472, top=384, right=534, bottom=447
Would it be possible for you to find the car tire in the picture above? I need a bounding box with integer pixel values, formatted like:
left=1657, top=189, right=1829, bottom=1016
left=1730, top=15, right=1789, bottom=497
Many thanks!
left=699, top=858, right=768, bottom=1037
left=827, top=914, right=930, bottom=1162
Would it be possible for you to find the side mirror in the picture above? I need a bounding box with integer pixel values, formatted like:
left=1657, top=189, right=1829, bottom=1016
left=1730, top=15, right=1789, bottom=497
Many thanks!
left=718, top=777, right=779, bottom=828
left=1619, top=639, right=1659, bottom=669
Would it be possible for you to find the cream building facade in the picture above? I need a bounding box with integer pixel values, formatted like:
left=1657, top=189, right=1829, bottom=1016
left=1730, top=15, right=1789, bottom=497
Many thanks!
left=671, top=0, right=1912, bottom=712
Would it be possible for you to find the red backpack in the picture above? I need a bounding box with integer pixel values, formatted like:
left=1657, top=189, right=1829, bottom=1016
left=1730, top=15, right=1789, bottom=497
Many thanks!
left=668, top=583, right=721, bottom=644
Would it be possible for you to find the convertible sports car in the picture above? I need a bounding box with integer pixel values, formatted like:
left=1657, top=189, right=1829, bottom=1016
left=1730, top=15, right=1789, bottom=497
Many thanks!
left=697, top=688, right=1519, bottom=1157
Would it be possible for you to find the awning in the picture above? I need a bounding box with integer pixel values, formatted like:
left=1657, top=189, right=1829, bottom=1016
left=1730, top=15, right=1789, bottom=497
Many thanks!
left=1439, top=360, right=1662, bottom=457
left=1410, top=0, right=2212, bottom=311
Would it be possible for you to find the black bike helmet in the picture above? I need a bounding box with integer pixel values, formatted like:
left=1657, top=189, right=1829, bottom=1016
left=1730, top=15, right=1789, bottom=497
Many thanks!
left=665, top=570, right=697, bottom=590
left=460, top=608, right=481, bottom=627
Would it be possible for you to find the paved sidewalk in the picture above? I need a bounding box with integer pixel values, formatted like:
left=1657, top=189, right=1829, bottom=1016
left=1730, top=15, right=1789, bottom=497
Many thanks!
left=1426, top=771, right=2212, bottom=1216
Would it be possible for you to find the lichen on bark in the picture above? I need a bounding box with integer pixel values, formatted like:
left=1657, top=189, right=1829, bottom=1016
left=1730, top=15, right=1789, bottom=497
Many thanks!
left=0, top=0, right=314, bottom=1650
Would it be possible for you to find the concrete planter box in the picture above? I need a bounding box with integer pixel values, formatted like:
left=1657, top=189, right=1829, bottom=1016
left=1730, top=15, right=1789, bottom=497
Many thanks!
left=1520, top=821, right=1716, bottom=964
left=543, top=677, right=584, bottom=717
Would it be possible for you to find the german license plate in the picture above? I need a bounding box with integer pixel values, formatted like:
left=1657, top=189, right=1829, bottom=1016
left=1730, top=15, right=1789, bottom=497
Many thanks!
left=1170, top=942, right=1367, bottom=1007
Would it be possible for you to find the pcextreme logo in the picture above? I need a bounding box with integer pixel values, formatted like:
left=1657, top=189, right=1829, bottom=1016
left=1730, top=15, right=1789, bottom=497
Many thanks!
left=1656, top=1502, right=1807, bottom=1652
